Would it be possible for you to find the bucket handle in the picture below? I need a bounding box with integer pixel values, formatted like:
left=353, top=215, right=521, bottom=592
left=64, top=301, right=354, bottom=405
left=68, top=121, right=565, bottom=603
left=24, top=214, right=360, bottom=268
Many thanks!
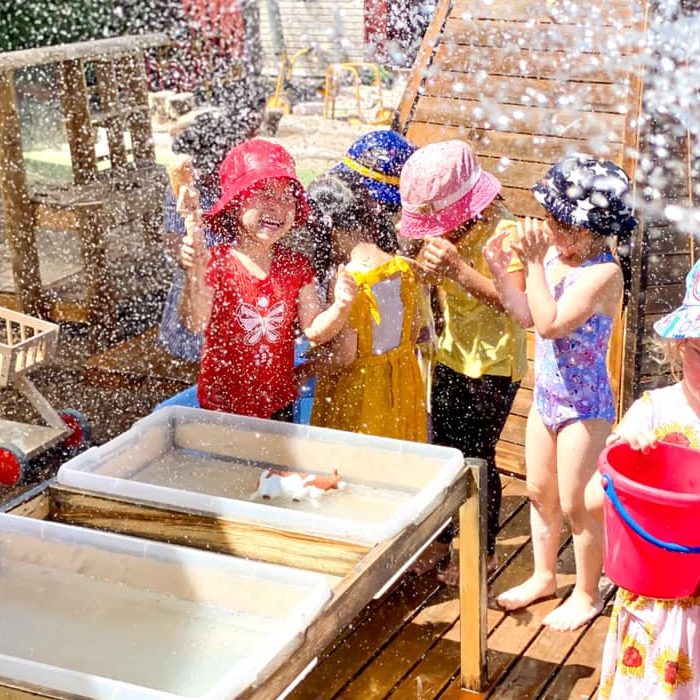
left=601, top=473, right=700, bottom=554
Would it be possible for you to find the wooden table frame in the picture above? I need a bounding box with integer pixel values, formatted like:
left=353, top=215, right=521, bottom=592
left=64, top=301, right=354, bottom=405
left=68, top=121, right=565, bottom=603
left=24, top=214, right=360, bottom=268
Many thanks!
left=1, top=461, right=488, bottom=698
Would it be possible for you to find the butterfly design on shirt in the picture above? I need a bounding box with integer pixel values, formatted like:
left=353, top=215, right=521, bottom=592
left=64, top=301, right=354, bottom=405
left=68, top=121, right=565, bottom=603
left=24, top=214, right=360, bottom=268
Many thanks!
left=236, top=299, right=287, bottom=345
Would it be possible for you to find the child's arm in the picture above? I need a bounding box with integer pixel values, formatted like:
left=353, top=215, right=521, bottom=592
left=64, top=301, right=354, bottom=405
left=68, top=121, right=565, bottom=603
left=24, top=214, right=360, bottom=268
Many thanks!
left=297, top=265, right=358, bottom=345
left=295, top=329, right=358, bottom=384
left=484, top=229, right=532, bottom=328
left=419, top=236, right=509, bottom=312
left=514, top=217, right=622, bottom=339
left=179, top=233, right=213, bottom=333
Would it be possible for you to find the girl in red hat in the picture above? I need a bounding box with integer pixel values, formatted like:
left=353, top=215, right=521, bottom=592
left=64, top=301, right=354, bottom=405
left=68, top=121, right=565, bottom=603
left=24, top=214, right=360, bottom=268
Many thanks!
left=179, top=139, right=358, bottom=420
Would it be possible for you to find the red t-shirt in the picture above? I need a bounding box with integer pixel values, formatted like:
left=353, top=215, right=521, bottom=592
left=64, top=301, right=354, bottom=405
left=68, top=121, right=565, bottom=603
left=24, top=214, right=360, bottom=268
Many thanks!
left=197, top=245, right=314, bottom=418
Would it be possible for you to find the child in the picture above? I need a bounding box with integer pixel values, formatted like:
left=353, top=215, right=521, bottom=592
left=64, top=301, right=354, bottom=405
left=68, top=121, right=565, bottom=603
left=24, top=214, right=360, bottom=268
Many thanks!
left=491, top=154, right=637, bottom=631
left=306, top=170, right=428, bottom=442
left=399, top=140, right=528, bottom=583
left=179, top=139, right=357, bottom=420
left=596, top=260, right=700, bottom=700
left=159, top=87, right=266, bottom=362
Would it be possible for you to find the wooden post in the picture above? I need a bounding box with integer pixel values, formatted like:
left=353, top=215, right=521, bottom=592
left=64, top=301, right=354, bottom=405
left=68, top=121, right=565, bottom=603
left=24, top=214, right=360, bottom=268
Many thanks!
left=0, top=70, right=46, bottom=316
left=460, top=460, right=488, bottom=692
left=94, top=58, right=128, bottom=169
left=60, top=59, right=97, bottom=184
left=118, top=52, right=155, bottom=164
left=78, top=206, right=117, bottom=348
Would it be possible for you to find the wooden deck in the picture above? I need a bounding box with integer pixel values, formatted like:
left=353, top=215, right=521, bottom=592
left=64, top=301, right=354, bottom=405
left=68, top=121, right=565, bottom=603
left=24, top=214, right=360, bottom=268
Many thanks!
left=290, top=476, right=613, bottom=700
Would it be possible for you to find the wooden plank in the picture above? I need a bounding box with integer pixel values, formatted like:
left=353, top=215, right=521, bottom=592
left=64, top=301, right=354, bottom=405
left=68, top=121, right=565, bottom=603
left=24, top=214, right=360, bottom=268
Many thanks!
left=0, top=71, right=45, bottom=316
left=77, top=207, right=117, bottom=347
left=83, top=327, right=198, bottom=386
left=3, top=481, right=51, bottom=519
left=460, top=464, right=488, bottom=691
left=239, top=467, right=474, bottom=700
left=117, top=53, right=155, bottom=163
left=501, top=413, right=527, bottom=445
left=451, top=0, right=639, bottom=25
left=489, top=580, right=616, bottom=699
left=0, top=678, right=86, bottom=700
left=479, top=157, right=549, bottom=190
left=425, top=72, right=631, bottom=113
left=642, top=252, right=691, bottom=286
left=0, top=33, right=167, bottom=71
left=405, top=122, right=623, bottom=164
left=496, top=440, right=526, bottom=476
left=414, top=96, right=627, bottom=143
left=644, top=282, right=685, bottom=314
left=49, top=485, right=370, bottom=577
left=443, top=17, right=637, bottom=55
left=432, top=44, right=629, bottom=85
left=500, top=187, right=545, bottom=218
left=93, top=59, right=128, bottom=169
left=289, top=573, right=444, bottom=700
left=60, top=60, right=97, bottom=184
left=396, top=0, right=453, bottom=130
left=540, top=608, right=614, bottom=699
left=647, top=227, right=690, bottom=255
left=439, top=543, right=577, bottom=700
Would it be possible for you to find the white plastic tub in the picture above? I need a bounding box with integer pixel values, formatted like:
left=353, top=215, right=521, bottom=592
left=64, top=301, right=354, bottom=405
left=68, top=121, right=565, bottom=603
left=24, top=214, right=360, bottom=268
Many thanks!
left=0, top=513, right=330, bottom=700
left=57, top=406, right=464, bottom=545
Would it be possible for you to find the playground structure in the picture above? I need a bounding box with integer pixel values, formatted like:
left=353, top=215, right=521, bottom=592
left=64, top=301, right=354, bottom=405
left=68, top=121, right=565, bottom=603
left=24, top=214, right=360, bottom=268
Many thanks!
left=0, top=34, right=169, bottom=346
left=323, top=62, right=394, bottom=125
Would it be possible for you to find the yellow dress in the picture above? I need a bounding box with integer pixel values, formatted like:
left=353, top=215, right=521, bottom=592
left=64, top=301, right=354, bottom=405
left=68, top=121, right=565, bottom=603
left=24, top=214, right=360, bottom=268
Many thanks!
left=312, top=257, right=428, bottom=442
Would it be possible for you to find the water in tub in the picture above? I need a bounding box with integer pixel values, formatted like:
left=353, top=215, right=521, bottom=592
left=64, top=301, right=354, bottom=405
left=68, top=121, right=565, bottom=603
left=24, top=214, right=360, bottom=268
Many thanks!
left=127, top=424, right=416, bottom=523
left=0, top=547, right=297, bottom=695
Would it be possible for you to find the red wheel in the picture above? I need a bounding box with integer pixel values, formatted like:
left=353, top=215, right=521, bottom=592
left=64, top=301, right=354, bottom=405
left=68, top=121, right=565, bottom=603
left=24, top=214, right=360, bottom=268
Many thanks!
left=59, top=409, right=90, bottom=450
left=0, top=444, right=27, bottom=486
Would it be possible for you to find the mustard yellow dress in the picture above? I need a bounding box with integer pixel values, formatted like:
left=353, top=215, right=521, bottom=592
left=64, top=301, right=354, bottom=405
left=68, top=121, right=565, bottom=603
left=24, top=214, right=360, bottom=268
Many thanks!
left=312, top=257, right=428, bottom=442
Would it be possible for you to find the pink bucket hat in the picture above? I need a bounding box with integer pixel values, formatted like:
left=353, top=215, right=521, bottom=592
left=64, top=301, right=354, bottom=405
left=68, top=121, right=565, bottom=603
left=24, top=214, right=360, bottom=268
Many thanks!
left=399, top=140, right=501, bottom=239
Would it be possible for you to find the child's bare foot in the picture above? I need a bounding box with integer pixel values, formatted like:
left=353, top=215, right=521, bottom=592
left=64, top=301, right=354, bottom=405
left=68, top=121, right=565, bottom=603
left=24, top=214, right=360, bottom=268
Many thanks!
left=496, top=574, right=557, bottom=611
left=410, top=541, right=450, bottom=575
left=542, top=590, right=603, bottom=631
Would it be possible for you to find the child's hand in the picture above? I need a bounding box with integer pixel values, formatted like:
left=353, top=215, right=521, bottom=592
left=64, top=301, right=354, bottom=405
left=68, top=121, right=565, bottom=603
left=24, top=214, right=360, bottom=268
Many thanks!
left=484, top=230, right=512, bottom=277
left=180, top=225, right=206, bottom=269
left=333, top=264, right=358, bottom=312
left=607, top=427, right=658, bottom=454
left=512, top=217, right=550, bottom=264
left=420, top=237, right=463, bottom=280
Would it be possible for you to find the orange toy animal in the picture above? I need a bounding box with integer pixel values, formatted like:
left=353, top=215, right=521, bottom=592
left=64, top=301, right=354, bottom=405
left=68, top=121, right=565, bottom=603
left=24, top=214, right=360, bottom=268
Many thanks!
left=255, top=468, right=346, bottom=501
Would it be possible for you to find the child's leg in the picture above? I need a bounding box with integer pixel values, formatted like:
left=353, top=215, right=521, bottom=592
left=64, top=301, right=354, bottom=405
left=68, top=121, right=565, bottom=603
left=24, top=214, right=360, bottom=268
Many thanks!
left=497, top=406, right=560, bottom=610
left=542, top=419, right=609, bottom=631
left=584, top=470, right=605, bottom=523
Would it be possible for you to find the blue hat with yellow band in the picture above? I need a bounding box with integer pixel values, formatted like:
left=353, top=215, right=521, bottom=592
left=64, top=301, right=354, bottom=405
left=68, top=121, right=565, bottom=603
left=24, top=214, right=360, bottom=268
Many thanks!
left=334, top=130, right=417, bottom=207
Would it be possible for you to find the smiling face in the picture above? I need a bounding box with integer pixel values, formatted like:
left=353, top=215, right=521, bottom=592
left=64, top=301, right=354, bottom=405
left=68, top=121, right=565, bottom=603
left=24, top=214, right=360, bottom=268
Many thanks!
left=238, top=178, right=298, bottom=246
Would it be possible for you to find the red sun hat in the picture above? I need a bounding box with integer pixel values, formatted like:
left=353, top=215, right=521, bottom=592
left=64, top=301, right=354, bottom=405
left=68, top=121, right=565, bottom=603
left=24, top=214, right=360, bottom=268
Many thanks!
left=204, top=139, right=310, bottom=226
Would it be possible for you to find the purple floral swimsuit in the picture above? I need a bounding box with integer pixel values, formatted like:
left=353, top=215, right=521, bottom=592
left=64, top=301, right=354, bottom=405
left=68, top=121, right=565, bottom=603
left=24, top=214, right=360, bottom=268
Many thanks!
left=534, top=250, right=617, bottom=432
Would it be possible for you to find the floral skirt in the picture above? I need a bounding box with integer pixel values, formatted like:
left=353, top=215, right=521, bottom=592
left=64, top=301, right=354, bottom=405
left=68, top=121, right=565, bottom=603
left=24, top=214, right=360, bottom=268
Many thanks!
left=599, top=588, right=700, bottom=699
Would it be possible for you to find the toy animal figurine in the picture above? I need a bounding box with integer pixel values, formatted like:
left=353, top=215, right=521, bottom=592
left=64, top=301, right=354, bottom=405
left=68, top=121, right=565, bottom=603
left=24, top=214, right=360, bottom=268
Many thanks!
left=255, top=468, right=346, bottom=502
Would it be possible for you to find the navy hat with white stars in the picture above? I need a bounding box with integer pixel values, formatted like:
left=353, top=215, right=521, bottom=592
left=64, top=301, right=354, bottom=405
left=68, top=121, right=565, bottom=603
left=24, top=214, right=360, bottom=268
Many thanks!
left=532, top=154, right=638, bottom=237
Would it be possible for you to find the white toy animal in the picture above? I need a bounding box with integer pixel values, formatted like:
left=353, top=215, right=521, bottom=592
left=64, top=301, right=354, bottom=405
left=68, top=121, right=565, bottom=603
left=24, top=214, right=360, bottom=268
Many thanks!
left=255, top=468, right=346, bottom=502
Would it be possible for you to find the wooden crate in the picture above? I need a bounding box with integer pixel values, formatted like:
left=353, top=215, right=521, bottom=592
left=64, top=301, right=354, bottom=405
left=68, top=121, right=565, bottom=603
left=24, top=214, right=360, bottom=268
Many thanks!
left=0, top=307, right=58, bottom=387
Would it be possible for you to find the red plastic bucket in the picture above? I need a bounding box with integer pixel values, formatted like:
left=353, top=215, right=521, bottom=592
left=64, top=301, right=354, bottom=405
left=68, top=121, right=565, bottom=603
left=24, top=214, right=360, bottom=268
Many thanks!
left=599, top=441, right=700, bottom=599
